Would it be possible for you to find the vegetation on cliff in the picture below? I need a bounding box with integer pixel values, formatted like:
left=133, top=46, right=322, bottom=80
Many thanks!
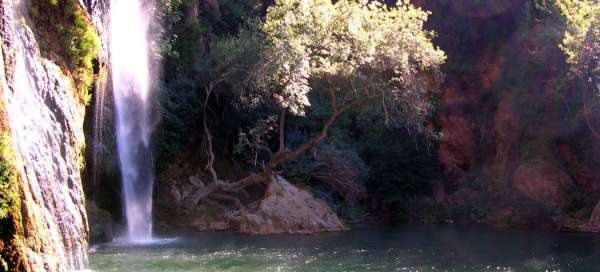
left=557, top=0, right=599, bottom=75
left=63, top=1, right=101, bottom=105
left=29, top=0, right=100, bottom=105
left=152, top=0, right=445, bottom=223
left=0, top=134, right=18, bottom=222
left=0, top=97, right=26, bottom=272
left=421, top=0, right=600, bottom=227
left=142, top=0, right=600, bottom=228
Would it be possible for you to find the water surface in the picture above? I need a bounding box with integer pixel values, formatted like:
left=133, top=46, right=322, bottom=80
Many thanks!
left=89, top=225, right=600, bottom=272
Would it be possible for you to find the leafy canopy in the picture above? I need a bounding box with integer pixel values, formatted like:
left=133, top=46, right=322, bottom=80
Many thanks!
left=556, top=0, right=599, bottom=74
left=260, top=0, right=446, bottom=116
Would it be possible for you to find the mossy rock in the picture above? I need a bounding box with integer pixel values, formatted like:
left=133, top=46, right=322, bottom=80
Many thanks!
left=0, top=92, right=27, bottom=271
left=27, top=0, right=100, bottom=105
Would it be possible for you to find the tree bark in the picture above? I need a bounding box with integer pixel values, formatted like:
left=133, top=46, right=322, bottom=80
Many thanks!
left=266, top=96, right=374, bottom=171
left=192, top=92, right=378, bottom=212
left=203, top=86, right=218, bottom=183
left=276, top=108, right=286, bottom=154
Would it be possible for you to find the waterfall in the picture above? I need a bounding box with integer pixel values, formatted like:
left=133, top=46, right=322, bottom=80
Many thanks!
left=110, top=0, right=155, bottom=242
left=88, top=67, right=108, bottom=197
left=1, top=0, right=89, bottom=269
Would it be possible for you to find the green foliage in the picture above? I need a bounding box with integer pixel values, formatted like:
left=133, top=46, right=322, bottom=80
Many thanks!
left=0, top=103, right=24, bottom=271
left=153, top=79, right=202, bottom=171
left=577, top=17, right=600, bottom=79
left=277, top=87, right=439, bottom=221
left=66, top=4, right=100, bottom=105
left=556, top=0, right=600, bottom=74
left=200, top=29, right=265, bottom=91
left=219, top=0, right=260, bottom=26
left=153, top=29, right=265, bottom=170
left=261, top=0, right=446, bottom=115
left=153, top=0, right=446, bottom=224
left=235, top=115, right=277, bottom=163
left=155, top=0, right=259, bottom=74
left=280, top=90, right=368, bottom=188
left=153, top=0, right=264, bottom=169
left=0, top=134, right=18, bottom=221
left=159, top=0, right=184, bottom=25
left=502, top=0, right=568, bottom=86
left=0, top=131, right=26, bottom=272
left=281, top=139, right=368, bottom=184
left=32, top=0, right=100, bottom=105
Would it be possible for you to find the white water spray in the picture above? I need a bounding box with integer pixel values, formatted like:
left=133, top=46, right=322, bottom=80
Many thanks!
left=110, top=0, right=154, bottom=242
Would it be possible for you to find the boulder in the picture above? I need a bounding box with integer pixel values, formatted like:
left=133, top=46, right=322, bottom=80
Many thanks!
left=512, top=161, right=573, bottom=207
left=86, top=202, right=114, bottom=244
left=235, top=176, right=348, bottom=234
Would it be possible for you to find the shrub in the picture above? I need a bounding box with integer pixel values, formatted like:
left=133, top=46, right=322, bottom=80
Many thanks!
left=30, top=0, right=100, bottom=105
left=63, top=0, right=100, bottom=105
left=0, top=134, right=17, bottom=221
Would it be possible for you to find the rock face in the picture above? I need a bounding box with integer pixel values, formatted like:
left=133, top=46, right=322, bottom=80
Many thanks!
left=415, top=0, right=600, bottom=230
left=86, top=201, right=113, bottom=244
left=235, top=176, right=348, bottom=234
left=512, top=161, right=574, bottom=208
left=82, top=0, right=124, bottom=227
left=0, top=0, right=108, bottom=270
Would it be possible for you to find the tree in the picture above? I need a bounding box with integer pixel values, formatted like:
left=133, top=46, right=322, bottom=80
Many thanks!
left=557, top=0, right=599, bottom=75
left=555, top=1, right=600, bottom=227
left=556, top=0, right=600, bottom=137
left=192, top=0, right=446, bottom=215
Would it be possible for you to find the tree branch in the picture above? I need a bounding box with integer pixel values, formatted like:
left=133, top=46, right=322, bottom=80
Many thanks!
left=266, top=95, right=380, bottom=170
left=277, top=108, right=286, bottom=154
left=203, top=86, right=218, bottom=183
left=329, top=89, right=337, bottom=110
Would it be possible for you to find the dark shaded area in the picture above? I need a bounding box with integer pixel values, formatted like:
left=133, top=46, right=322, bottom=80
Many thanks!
left=87, top=0, right=600, bottom=231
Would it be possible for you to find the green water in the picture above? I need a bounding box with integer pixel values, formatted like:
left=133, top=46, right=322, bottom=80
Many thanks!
left=88, top=225, right=600, bottom=272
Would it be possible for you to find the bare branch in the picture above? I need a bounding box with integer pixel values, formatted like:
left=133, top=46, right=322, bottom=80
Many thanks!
left=329, top=89, right=337, bottom=110
left=267, top=95, right=380, bottom=171
left=277, top=108, right=286, bottom=154
left=203, top=86, right=218, bottom=183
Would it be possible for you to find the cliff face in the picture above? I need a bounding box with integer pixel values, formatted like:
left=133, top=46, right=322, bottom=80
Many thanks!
left=81, top=0, right=122, bottom=225
left=420, top=0, right=600, bottom=230
left=0, top=0, right=108, bottom=270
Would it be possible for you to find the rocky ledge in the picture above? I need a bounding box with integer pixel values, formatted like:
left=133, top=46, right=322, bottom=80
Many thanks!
left=234, top=176, right=348, bottom=234
left=156, top=176, right=348, bottom=234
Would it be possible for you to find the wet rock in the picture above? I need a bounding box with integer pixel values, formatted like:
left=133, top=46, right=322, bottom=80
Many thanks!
left=235, top=176, right=348, bottom=234
left=0, top=0, right=109, bottom=270
left=87, top=201, right=113, bottom=244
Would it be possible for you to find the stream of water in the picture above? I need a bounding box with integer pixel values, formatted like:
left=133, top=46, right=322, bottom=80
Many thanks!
left=6, top=0, right=88, bottom=268
left=110, top=0, right=154, bottom=243
left=89, top=225, right=600, bottom=272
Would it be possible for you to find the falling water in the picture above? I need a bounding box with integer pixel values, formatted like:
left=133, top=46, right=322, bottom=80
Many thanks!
left=2, top=0, right=89, bottom=269
left=110, top=0, right=154, bottom=242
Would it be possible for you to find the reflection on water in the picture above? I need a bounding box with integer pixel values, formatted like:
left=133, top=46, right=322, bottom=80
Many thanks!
left=89, top=225, right=600, bottom=272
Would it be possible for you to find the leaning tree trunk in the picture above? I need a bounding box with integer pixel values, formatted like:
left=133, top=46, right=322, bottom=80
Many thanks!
left=190, top=88, right=377, bottom=215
